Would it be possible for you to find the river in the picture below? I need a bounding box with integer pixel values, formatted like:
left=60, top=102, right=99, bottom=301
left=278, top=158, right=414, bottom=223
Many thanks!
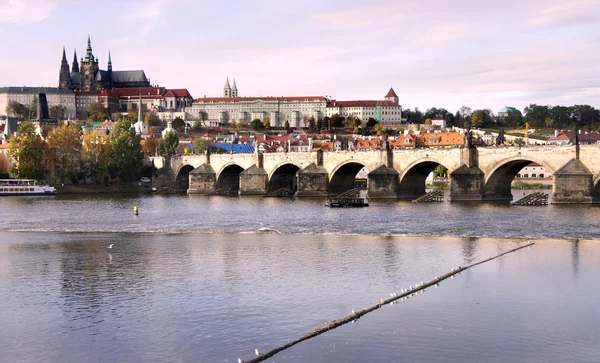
left=1, top=194, right=599, bottom=362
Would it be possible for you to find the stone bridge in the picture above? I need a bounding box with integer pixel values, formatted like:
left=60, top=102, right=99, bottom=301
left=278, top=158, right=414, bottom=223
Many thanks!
left=150, top=144, right=600, bottom=203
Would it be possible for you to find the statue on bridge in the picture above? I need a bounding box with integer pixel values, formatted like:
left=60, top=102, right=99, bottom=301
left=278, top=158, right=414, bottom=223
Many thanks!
left=465, top=126, right=475, bottom=148
left=496, top=129, right=506, bottom=146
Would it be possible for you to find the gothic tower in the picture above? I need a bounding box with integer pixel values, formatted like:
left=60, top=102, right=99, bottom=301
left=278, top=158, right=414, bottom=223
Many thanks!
left=80, top=35, right=99, bottom=91
left=72, top=49, right=79, bottom=73
left=223, top=77, right=231, bottom=98
left=231, top=78, right=238, bottom=98
left=106, top=50, right=113, bottom=89
left=59, top=47, right=71, bottom=89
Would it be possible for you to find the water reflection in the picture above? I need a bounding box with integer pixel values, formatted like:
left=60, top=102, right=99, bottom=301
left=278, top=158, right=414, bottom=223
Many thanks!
left=461, top=237, right=479, bottom=264
left=572, top=239, right=580, bottom=280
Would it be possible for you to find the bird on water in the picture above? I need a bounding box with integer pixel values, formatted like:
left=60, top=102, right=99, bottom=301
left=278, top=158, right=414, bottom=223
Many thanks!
left=255, top=348, right=260, bottom=356
left=351, top=309, right=356, bottom=315
left=238, top=358, right=243, bottom=363
left=108, top=244, right=114, bottom=249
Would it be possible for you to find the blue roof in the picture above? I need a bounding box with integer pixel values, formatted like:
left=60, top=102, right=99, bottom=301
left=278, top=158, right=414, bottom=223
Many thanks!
left=212, top=143, right=255, bottom=153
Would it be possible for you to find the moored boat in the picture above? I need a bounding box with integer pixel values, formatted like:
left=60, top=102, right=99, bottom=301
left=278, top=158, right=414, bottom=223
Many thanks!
left=0, top=179, right=57, bottom=196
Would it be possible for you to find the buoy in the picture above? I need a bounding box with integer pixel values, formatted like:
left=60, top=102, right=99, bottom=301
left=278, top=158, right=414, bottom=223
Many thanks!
left=134, top=205, right=139, bottom=215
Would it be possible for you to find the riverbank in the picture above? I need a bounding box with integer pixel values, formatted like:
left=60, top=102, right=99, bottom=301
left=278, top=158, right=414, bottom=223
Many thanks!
left=54, top=182, right=153, bottom=194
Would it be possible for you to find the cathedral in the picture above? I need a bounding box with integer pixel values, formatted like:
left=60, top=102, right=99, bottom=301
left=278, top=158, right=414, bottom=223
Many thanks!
left=59, top=36, right=151, bottom=91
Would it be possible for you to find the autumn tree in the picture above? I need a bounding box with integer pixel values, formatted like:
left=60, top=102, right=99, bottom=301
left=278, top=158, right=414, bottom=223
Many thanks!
left=284, top=120, right=290, bottom=130
left=424, top=118, right=432, bottom=125
left=374, top=123, right=384, bottom=136
left=108, top=119, right=143, bottom=182
left=198, top=111, right=208, bottom=122
left=158, top=130, right=179, bottom=157
left=316, top=117, right=323, bottom=130
left=193, top=138, right=210, bottom=154
left=7, top=122, right=46, bottom=179
left=82, top=130, right=111, bottom=181
left=251, top=119, right=264, bottom=130
left=88, top=102, right=109, bottom=122
left=262, top=117, right=271, bottom=129
left=46, top=124, right=82, bottom=183
left=308, top=116, right=316, bottom=130
left=142, top=137, right=158, bottom=157
left=302, top=115, right=309, bottom=128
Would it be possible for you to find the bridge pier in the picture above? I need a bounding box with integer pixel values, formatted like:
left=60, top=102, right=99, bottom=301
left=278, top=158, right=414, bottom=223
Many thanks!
left=552, top=159, right=594, bottom=204
left=296, top=163, right=329, bottom=197
left=188, top=152, right=216, bottom=195
left=239, top=153, right=268, bottom=195
left=368, top=165, right=399, bottom=199
left=449, top=145, right=485, bottom=201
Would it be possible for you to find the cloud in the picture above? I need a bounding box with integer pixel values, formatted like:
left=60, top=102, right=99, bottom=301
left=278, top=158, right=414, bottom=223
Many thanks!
left=114, top=0, right=168, bottom=44
left=525, top=0, right=600, bottom=27
left=0, top=0, right=58, bottom=24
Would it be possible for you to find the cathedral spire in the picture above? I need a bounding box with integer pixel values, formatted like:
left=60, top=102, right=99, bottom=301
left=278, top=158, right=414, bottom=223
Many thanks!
left=108, top=50, right=112, bottom=72
left=84, top=34, right=95, bottom=62
left=232, top=78, right=238, bottom=97
left=72, top=49, right=79, bottom=73
left=59, top=46, right=71, bottom=89
left=224, top=77, right=232, bottom=98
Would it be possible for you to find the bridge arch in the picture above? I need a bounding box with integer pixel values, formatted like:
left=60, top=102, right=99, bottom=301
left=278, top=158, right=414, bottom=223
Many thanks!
left=175, top=164, right=195, bottom=189
left=398, top=158, right=449, bottom=198
left=328, top=161, right=368, bottom=194
left=216, top=163, right=244, bottom=195
left=593, top=175, right=600, bottom=201
left=267, top=162, right=301, bottom=194
left=484, top=156, right=556, bottom=200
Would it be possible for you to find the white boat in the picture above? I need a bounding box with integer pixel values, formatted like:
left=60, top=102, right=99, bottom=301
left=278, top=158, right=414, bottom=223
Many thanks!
left=0, top=179, right=57, bottom=196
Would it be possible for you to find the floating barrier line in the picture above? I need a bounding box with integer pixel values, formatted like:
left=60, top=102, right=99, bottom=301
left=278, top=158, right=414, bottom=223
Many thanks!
left=240, top=242, right=535, bottom=363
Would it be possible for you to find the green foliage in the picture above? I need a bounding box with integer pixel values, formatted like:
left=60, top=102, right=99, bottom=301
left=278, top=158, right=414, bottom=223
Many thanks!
left=193, top=138, right=210, bottom=154
left=308, top=116, right=316, bottom=130
left=193, top=120, right=203, bottom=130
left=88, top=102, right=109, bottom=123
left=108, top=119, right=143, bottom=182
left=49, top=105, right=66, bottom=120
left=82, top=130, right=111, bottom=181
left=46, top=124, right=82, bottom=183
left=366, top=118, right=377, bottom=127
left=7, top=122, right=46, bottom=179
left=284, top=120, right=290, bottom=130
left=434, top=164, right=448, bottom=177
left=158, top=130, right=179, bottom=157
left=512, top=181, right=552, bottom=190
left=144, top=111, right=162, bottom=126
left=316, top=117, right=323, bottom=130
left=198, top=111, right=208, bottom=121
left=251, top=119, right=264, bottom=130
left=424, top=118, right=432, bottom=125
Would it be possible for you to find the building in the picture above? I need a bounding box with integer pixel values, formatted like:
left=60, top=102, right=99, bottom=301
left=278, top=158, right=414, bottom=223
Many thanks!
left=481, top=130, right=494, bottom=145
left=326, top=88, right=402, bottom=128
left=548, top=130, right=600, bottom=145
left=498, top=106, right=522, bottom=118
left=59, top=36, right=151, bottom=92
left=75, top=91, right=100, bottom=120
left=186, top=78, right=327, bottom=127
left=516, top=162, right=552, bottom=180
left=98, top=87, right=193, bottom=119
left=0, top=87, right=76, bottom=120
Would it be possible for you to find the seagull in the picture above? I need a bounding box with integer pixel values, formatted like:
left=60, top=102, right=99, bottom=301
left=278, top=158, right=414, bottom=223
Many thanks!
left=258, top=227, right=282, bottom=234
left=238, top=359, right=243, bottom=363
left=108, top=244, right=114, bottom=249
left=352, top=309, right=356, bottom=315
left=409, top=285, right=412, bottom=289
left=255, top=349, right=260, bottom=356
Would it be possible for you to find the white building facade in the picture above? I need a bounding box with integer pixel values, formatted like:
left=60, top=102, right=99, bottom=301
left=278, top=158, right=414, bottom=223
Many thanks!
left=0, top=87, right=76, bottom=120
left=326, top=88, right=403, bottom=127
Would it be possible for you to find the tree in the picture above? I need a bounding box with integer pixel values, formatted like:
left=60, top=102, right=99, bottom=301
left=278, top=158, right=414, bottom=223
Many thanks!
left=46, top=124, right=82, bottom=183
left=193, top=120, right=203, bottom=130
left=141, top=137, right=158, bottom=157
left=198, top=111, right=208, bottom=121
left=459, top=106, right=472, bottom=120
left=302, top=115, right=309, bottom=128
left=523, top=104, right=551, bottom=128
left=262, top=117, right=271, bottom=129
left=330, top=114, right=343, bottom=128
left=82, top=130, right=111, bottom=181
left=374, top=123, right=384, bottom=136
left=284, top=120, right=290, bottom=130
left=366, top=118, right=377, bottom=127
left=144, top=110, right=161, bottom=126
left=573, top=104, right=598, bottom=126
left=434, top=165, right=448, bottom=177
left=316, top=117, right=323, bottom=130
left=6, top=100, right=29, bottom=120
left=88, top=102, right=109, bottom=123
left=28, top=95, right=38, bottom=120
left=424, top=118, right=432, bottom=125
left=158, top=130, right=179, bottom=157
left=470, top=110, right=486, bottom=128
left=49, top=105, right=66, bottom=120
left=308, top=116, right=316, bottom=130
left=193, top=138, right=210, bottom=154
left=348, top=116, right=362, bottom=131
left=125, top=109, right=138, bottom=123
left=108, top=119, right=143, bottom=182
left=8, top=122, right=46, bottom=179
left=322, top=116, right=331, bottom=129
left=251, top=119, right=264, bottom=130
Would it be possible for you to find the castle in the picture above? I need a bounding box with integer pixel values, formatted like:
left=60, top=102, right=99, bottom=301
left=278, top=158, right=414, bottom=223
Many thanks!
left=59, top=36, right=151, bottom=91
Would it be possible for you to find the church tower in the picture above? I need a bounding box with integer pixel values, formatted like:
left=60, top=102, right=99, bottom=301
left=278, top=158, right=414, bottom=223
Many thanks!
left=231, top=78, right=238, bottom=98
left=223, top=77, right=232, bottom=98
left=80, top=35, right=99, bottom=91
left=384, top=87, right=399, bottom=105
left=59, top=47, right=71, bottom=89
left=72, top=49, right=79, bottom=73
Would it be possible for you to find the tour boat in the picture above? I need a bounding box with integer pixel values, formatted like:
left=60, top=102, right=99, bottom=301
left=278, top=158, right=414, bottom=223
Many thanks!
left=0, top=179, right=57, bottom=196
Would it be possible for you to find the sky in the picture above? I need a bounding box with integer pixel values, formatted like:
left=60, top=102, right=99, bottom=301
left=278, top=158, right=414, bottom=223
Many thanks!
left=1, top=0, right=600, bottom=113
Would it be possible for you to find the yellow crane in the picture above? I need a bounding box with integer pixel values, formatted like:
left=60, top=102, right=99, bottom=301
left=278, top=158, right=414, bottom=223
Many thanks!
left=507, top=123, right=530, bottom=145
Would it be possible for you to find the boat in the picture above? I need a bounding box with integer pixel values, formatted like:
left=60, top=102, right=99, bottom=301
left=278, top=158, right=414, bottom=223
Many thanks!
left=0, top=179, right=57, bottom=196
left=325, top=197, right=369, bottom=208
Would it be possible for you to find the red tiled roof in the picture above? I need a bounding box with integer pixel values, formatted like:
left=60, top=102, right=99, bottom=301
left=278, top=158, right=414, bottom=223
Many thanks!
left=194, top=96, right=327, bottom=103
left=385, top=87, right=398, bottom=98
left=328, top=100, right=398, bottom=107
left=171, top=89, right=193, bottom=98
